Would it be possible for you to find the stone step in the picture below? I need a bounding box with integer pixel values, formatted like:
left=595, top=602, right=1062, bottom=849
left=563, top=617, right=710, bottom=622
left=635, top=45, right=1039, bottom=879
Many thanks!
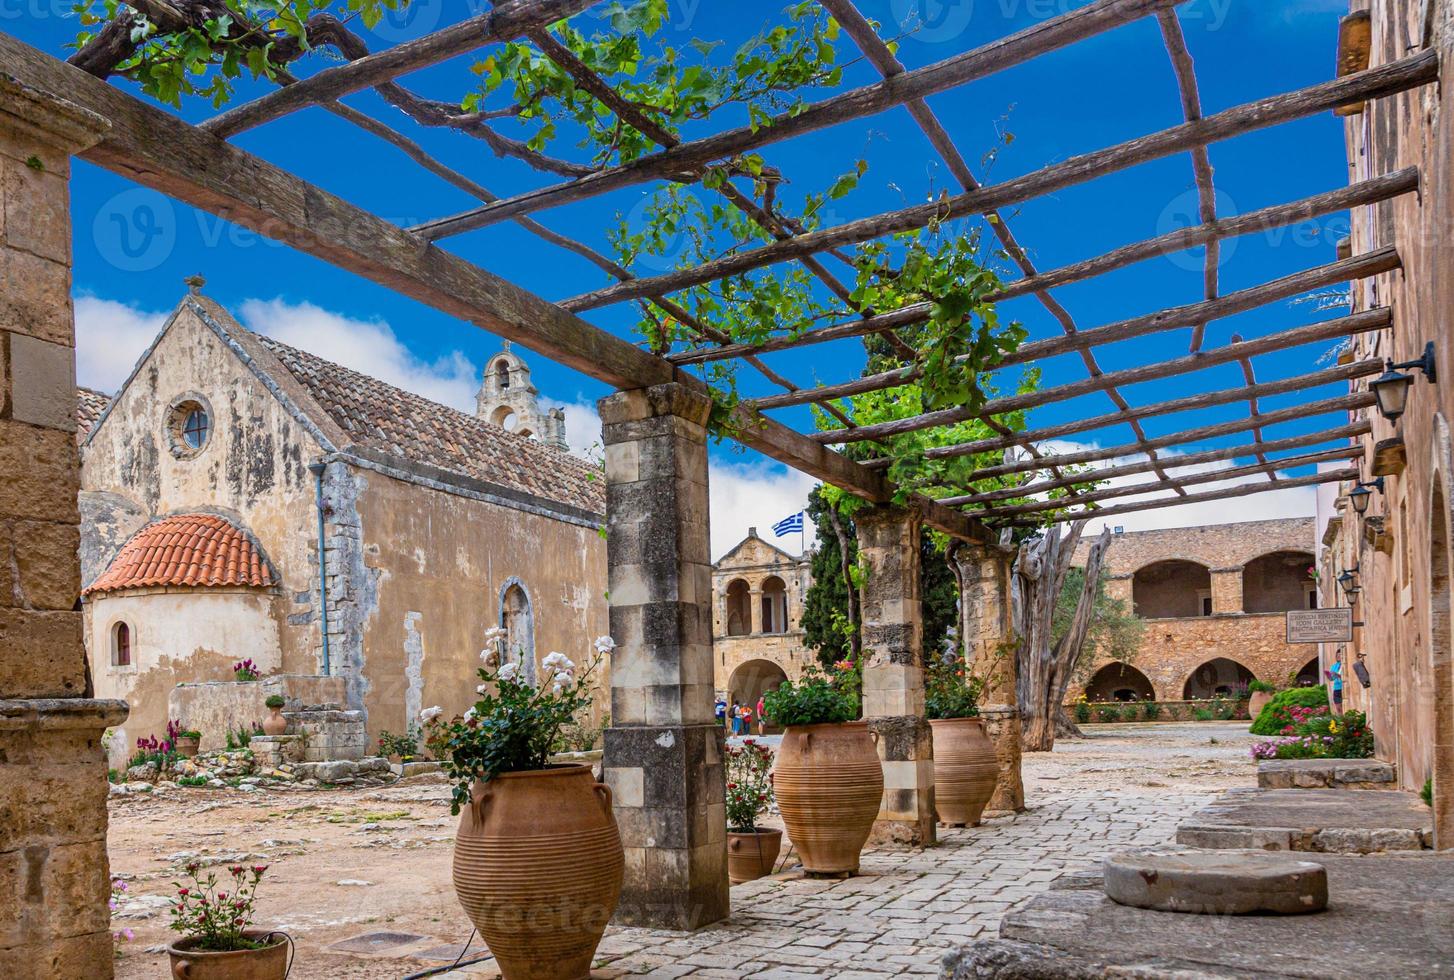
left=1176, top=787, right=1433, bottom=853
left=1103, top=849, right=1328, bottom=915
left=1257, top=758, right=1396, bottom=790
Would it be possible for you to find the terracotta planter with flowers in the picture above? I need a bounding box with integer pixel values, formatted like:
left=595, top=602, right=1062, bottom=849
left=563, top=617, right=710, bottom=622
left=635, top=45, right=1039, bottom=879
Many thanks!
left=261, top=695, right=288, bottom=736
left=725, top=738, right=780, bottom=883
left=441, top=630, right=622, bottom=980
left=926, top=654, right=995, bottom=827
left=166, top=931, right=290, bottom=979
left=165, top=862, right=289, bottom=979
left=175, top=732, right=202, bottom=759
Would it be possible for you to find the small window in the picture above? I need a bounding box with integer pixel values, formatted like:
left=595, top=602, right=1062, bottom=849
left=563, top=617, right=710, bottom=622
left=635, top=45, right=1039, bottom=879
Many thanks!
left=182, top=407, right=209, bottom=449
left=166, top=396, right=213, bottom=458
left=1199, top=593, right=1213, bottom=617
left=111, top=622, right=131, bottom=667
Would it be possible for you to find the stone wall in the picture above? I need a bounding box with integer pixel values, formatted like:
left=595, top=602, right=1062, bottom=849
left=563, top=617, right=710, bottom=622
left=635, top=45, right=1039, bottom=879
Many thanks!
left=1077, top=518, right=1317, bottom=575
left=168, top=674, right=349, bottom=758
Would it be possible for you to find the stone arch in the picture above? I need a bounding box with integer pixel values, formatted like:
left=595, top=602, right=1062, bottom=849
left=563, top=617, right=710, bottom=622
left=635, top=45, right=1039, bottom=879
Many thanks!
left=1133, top=559, right=1212, bottom=619
left=760, top=574, right=788, bottom=634
left=490, top=404, right=516, bottom=429
left=1428, top=413, right=1454, bottom=848
left=724, top=578, right=750, bottom=636
left=1294, top=655, right=1321, bottom=688
left=1182, top=657, right=1256, bottom=699
left=727, top=658, right=789, bottom=724
left=1084, top=662, right=1154, bottom=702
left=493, top=357, right=511, bottom=389
left=1243, top=549, right=1317, bottom=613
left=499, top=578, right=536, bottom=685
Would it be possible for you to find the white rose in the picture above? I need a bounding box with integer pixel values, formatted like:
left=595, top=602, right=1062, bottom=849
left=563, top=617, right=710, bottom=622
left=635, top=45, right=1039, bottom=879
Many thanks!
left=476, top=684, right=488, bottom=695
left=497, top=662, right=521, bottom=682
left=551, top=671, right=576, bottom=694
left=593, top=635, right=617, bottom=654
left=464, top=706, right=478, bottom=719
left=418, top=706, right=443, bottom=724
left=479, top=648, right=497, bottom=667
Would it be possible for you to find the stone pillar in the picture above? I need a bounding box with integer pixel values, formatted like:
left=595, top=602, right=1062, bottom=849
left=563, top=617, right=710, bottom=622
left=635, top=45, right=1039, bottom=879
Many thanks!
left=1211, top=567, right=1243, bottom=613
left=857, top=505, right=935, bottom=846
left=598, top=383, right=728, bottom=930
left=749, top=585, right=763, bottom=634
left=0, top=76, right=129, bottom=976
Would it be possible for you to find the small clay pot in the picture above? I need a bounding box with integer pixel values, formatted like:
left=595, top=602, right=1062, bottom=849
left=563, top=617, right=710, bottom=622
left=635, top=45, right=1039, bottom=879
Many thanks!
left=774, top=721, right=883, bottom=875
left=727, top=828, right=783, bottom=883
left=175, top=736, right=201, bottom=759
left=166, top=931, right=290, bottom=979
left=930, top=717, right=998, bottom=827
left=260, top=707, right=287, bottom=737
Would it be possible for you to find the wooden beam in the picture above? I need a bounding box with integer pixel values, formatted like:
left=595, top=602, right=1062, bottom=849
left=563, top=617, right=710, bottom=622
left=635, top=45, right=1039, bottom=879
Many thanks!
left=199, top=0, right=600, bottom=138
left=943, top=421, right=1371, bottom=506
left=0, top=35, right=989, bottom=540
left=964, top=392, right=1374, bottom=483
left=1007, top=467, right=1358, bottom=527
left=755, top=306, right=1388, bottom=415
left=972, top=446, right=1359, bottom=518
left=562, top=51, right=1436, bottom=310
left=668, top=172, right=1417, bottom=367
left=411, top=0, right=1184, bottom=239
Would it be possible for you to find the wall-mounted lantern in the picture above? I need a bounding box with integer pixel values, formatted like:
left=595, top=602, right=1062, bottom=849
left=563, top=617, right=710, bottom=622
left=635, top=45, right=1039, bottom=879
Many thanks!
left=1347, top=477, right=1385, bottom=515
left=1370, top=342, right=1438, bottom=422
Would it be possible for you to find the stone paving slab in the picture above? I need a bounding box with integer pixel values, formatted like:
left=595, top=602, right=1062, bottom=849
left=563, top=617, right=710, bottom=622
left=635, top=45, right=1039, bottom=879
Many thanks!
left=1257, top=758, right=1396, bottom=790
left=1176, top=787, right=1433, bottom=853
left=947, top=852, right=1454, bottom=979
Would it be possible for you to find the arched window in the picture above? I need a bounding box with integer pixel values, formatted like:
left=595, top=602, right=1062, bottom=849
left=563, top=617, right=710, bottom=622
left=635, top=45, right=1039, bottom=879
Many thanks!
left=111, top=621, right=131, bottom=667
left=1084, top=662, right=1154, bottom=702
left=1183, top=657, right=1256, bottom=699
left=760, top=576, right=788, bottom=634
left=1132, top=560, right=1212, bottom=618
left=725, top=579, right=751, bottom=636
left=501, top=583, right=535, bottom=685
left=495, top=359, right=511, bottom=389
left=1242, top=550, right=1317, bottom=613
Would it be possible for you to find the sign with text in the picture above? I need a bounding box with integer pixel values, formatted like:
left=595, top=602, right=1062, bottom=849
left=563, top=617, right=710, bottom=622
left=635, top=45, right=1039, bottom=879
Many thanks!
left=1285, top=608, right=1353, bottom=644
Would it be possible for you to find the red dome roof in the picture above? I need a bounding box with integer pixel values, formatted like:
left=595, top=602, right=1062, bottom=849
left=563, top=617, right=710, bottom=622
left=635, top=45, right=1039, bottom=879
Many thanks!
left=84, top=514, right=274, bottom=595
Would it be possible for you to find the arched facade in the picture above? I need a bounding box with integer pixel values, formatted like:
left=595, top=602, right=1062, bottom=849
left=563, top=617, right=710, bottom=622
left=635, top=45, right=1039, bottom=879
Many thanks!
left=711, top=529, right=816, bottom=701
left=724, top=579, right=751, bottom=636
left=727, top=659, right=790, bottom=728
left=1182, top=657, right=1256, bottom=700
left=499, top=578, right=536, bottom=685
left=760, top=575, right=788, bottom=634
left=1132, top=559, right=1211, bottom=619
left=1242, top=550, right=1317, bottom=613
left=1084, top=662, right=1154, bottom=702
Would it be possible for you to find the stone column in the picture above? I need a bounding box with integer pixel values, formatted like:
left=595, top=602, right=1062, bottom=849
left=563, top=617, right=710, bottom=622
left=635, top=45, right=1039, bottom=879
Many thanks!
left=1211, top=567, right=1244, bottom=613
left=0, top=76, right=129, bottom=976
left=857, top=505, right=935, bottom=846
left=749, top=585, right=763, bottom=634
left=598, top=383, right=728, bottom=930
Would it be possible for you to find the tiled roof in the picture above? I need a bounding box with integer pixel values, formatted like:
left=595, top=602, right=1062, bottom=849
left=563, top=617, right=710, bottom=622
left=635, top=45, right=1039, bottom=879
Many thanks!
left=76, top=387, right=111, bottom=444
left=84, top=514, right=275, bottom=595
left=256, top=335, right=605, bottom=516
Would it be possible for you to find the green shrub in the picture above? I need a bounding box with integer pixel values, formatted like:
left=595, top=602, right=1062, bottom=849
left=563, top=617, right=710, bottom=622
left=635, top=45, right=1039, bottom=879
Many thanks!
left=1248, top=679, right=1278, bottom=694
left=1250, top=686, right=1329, bottom=735
left=1096, top=705, right=1122, bottom=723
left=177, top=775, right=209, bottom=787
left=1193, top=708, right=1213, bottom=721
left=925, top=657, right=982, bottom=720
left=1422, top=777, right=1434, bottom=808
left=1074, top=701, right=1092, bottom=724
left=1142, top=701, right=1161, bottom=721
left=264, top=694, right=286, bottom=710
left=1210, top=697, right=1236, bottom=721
left=762, top=667, right=859, bottom=727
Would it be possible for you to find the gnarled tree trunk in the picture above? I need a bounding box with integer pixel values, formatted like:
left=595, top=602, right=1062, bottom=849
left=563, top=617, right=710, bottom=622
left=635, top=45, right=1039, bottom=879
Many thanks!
left=1012, top=522, right=1112, bottom=752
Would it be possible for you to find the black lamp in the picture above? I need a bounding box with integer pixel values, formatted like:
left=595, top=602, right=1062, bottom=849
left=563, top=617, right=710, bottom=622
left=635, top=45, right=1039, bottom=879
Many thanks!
left=1347, top=477, right=1384, bottom=515
left=1370, top=342, right=1438, bottom=421
left=1337, top=569, right=1356, bottom=592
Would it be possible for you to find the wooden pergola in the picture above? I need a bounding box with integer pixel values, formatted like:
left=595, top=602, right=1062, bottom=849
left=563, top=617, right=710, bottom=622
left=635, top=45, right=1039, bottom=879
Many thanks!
left=0, top=0, right=1436, bottom=945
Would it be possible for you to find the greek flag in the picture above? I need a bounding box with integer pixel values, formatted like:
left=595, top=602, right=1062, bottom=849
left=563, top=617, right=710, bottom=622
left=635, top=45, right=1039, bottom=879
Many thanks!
left=772, top=511, right=805, bottom=537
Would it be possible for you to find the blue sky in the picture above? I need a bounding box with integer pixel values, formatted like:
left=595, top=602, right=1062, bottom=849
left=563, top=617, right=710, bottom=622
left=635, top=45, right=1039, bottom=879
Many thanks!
left=11, top=1, right=1357, bottom=552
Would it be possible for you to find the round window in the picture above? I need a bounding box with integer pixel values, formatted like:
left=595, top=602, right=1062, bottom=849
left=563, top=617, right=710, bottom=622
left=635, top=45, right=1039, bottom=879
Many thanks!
left=181, top=406, right=209, bottom=449
left=166, top=395, right=213, bottom=458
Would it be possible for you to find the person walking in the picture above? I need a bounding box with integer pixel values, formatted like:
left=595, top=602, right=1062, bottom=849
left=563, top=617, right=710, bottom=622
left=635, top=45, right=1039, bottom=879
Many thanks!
left=730, top=701, right=742, bottom=736
left=740, top=701, right=753, bottom=736
left=1326, top=656, right=1345, bottom=717
left=756, top=696, right=766, bottom=735
left=715, top=696, right=727, bottom=731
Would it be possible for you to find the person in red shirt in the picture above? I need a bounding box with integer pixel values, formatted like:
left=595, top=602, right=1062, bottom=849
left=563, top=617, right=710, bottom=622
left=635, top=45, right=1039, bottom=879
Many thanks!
left=756, top=696, right=766, bottom=735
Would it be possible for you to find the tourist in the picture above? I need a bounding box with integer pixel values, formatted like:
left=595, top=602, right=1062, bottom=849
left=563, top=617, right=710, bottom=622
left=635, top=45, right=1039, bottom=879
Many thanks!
left=715, top=696, right=727, bottom=729
left=730, top=701, right=742, bottom=736
left=740, top=701, right=753, bottom=736
left=756, top=695, right=766, bottom=735
left=1325, top=657, right=1344, bottom=716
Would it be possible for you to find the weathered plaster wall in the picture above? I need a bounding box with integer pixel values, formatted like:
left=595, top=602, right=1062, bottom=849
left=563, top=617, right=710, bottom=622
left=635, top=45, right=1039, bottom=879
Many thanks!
left=87, top=587, right=279, bottom=767
left=352, top=466, right=609, bottom=746
left=169, top=674, right=348, bottom=755
left=1340, top=0, right=1454, bottom=839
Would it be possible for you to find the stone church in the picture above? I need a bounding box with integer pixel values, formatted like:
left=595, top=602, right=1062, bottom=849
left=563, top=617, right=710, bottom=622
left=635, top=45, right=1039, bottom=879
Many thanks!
left=77, top=289, right=607, bottom=764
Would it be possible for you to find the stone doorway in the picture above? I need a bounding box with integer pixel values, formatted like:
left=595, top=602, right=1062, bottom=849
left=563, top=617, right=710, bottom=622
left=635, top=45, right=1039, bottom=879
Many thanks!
left=1430, top=474, right=1453, bottom=848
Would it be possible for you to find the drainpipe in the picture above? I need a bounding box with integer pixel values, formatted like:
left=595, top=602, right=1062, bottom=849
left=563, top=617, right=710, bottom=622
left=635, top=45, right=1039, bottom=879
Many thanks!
left=308, top=461, right=331, bottom=676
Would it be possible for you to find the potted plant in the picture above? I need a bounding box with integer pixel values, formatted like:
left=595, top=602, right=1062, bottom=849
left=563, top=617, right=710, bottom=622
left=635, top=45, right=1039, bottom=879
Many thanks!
left=166, top=862, right=291, bottom=979
left=174, top=729, right=202, bottom=759
left=261, top=694, right=288, bottom=736
left=1247, top=679, right=1278, bottom=721
left=762, top=661, right=882, bottom=875
left=437, top=628, right=622, bottom=980
left=726, top=738, right=780, bottom=883
left=232, top=659, right=260, bottom=682
left=925, top=657, right=997, bottom=828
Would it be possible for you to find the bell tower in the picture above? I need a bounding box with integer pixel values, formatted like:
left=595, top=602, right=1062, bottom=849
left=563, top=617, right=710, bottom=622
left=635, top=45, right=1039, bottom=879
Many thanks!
left=475, top=342, right=569, bottom=451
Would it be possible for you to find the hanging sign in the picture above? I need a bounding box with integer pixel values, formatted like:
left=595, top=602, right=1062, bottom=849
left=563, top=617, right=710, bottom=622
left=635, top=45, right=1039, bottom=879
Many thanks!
left=1285, top=608, right=1353, bottom=644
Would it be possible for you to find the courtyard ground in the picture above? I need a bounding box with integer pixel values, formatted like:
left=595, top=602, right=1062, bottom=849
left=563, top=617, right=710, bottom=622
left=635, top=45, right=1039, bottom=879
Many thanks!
left=108, top=721, right=1259, bottom=978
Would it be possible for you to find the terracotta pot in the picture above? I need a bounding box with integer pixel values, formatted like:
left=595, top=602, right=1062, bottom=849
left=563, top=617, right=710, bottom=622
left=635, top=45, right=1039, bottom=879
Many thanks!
left=775, top=721, right=883, bottom=874
left=175, top=736, right=200, bottom=759
left=929, top=717, right=998, bottom=828
left=260, top=707, right=287, bottom=737
left=453, top=764, right=623, bottom=980
left=727, top=828, right=783, bottom=883
left=167, top=931, right=290, bottom=979
left=1249, top=691, right=1273, bottom=722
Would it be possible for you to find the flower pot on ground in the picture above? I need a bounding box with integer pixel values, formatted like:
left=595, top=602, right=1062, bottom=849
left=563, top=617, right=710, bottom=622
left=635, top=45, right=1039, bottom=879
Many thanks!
left=1247, top=680, right=1277, bottom=723
left=167, top=862, right=290, bottom=980
left=925, top=655, right=997, bottom=827
left=175, top=731, right=202, bottom=759
left=261, top=695, right=288, bottom=736
left=764, top=664, right=882, bottom=876
left=442, top=630, right=622, bottom=980
left=725, top=738, right=781, bottom=883
left=167, top=932, right=290, bottom=980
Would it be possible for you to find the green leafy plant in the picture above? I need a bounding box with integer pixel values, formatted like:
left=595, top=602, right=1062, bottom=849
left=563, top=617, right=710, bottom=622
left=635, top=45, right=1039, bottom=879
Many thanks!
left=436, top=629, right=611, bottom=815
left=762, top=663, right=860, bottom=727
left=176, top=729, right=201, bottom=741
left=1096, top=704, right=1123, bottom=723
left=725, top=738, right=775, bottom=832
left=1250, top=686, right=1330, bottom=735
left=1073, top=698, right=1091, bottom=724
left=1422, top=777, right=1434, bottom=808
left=1247, top=679, right=1278, bottom=694
left=377, top=729, right=420, bottom=760
left=1142, top=701, right=1162, bottom=721
left=177, top=775, right=209, bottom=788
left=924, top=655, right=983, bottom=721
left=264, top=694, right=286, bottom=710
left=169, top=862, right=273, bottom=952
left=1193, top=708, right=1214, bottom=722
left=1210, top=696, right=1236, bottom=721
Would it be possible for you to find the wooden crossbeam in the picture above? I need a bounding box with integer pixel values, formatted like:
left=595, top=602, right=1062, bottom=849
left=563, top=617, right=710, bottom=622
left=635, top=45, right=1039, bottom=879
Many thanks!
left=411, top=0, right=1181, bottom=239
left=199, top=0, right=600, bottom=138
left=871, top=360, right=1382, bottom=469
left=667, top=171, right=1417, bottom=367
left=0, top=34, right=1000, bottom=544
left=562, top=52, right=1436, bottom=311
left=1005, top=467, right=1358, bottom=527
left=942, top=421, right=1371, bottom=506
left=972, top=446, right=1359, bottom=518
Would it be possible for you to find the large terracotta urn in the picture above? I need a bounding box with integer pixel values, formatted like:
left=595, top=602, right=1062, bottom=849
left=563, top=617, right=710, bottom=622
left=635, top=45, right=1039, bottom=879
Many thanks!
left=167, top=931, right=290, bottom=979
left=929, top=717, right=999, bottom=827
left=453, top=764, right=623, bottom=980
left=261, top=707, right=288, bottom=737
left=1249, top=691, right=1273, bottom=723
left=774, top=721, right=883, bottom=874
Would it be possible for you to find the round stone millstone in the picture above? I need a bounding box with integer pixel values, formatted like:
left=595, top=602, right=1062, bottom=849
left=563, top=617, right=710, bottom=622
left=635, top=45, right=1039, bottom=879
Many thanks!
left=1103, top=850, right=1329, bottom=915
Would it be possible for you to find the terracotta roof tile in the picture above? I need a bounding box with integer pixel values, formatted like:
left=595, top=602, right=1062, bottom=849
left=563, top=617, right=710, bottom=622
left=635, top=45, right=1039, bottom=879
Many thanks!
left=84, top=514, right=275, bottom=595
left=76, top=387, right=111, bottom=445
left=256, top=335, right=605, bottom=516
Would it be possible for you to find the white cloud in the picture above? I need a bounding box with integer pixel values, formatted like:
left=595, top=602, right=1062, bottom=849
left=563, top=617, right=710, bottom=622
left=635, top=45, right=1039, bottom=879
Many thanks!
left=542, top=397, right=604, bottom=459
left=708, top=458, right=819, bottom=561
left=237, top=298, right=482, bottom=414
left=74, top=295, right=169, bottom=392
